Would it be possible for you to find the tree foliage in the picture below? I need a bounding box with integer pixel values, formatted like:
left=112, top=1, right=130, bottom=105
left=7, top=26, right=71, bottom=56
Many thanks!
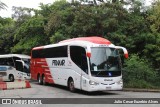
left=11, top=16, right=48, bottom=54
left=123, top=54, right=158, bottom=88
left=0, top=17, right=15, bottom=54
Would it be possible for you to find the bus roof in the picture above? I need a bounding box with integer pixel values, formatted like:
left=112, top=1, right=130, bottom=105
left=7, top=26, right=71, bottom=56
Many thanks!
left=32, top=36, right=112, bottom=50
left=0, top=54, right=30, bottom=59
left=59, top=37, right=111, bottom=45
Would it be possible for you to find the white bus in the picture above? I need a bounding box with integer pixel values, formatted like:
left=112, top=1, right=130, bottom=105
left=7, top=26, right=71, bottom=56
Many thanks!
left=30, top=37, right=128, bottom=92
left=0, top=54, right=31, bottom=82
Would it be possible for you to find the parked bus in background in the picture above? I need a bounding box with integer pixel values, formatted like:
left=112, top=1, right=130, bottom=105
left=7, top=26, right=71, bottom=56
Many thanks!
left=30, top=37, right=128, bottom=92
left=0, top=54, right=31, bottom=82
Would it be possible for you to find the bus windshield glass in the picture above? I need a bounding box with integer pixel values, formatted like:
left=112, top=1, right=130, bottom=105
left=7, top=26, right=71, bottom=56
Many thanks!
left=90, top=47, right=122, bottom=77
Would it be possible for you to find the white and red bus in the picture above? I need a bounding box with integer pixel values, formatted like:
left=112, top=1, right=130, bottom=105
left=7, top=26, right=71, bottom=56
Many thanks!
left=30, top=37, right=128, bottom=92
left=0, top=54, right=31, bottom=81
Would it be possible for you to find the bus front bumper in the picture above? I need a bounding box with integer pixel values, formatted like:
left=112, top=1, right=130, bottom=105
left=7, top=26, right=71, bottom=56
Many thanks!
left=86, top=82, right=123, bottom=92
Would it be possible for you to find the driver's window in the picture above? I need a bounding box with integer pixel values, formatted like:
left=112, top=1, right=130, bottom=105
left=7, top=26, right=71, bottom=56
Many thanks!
left=70, top=46, right=88, bottom=74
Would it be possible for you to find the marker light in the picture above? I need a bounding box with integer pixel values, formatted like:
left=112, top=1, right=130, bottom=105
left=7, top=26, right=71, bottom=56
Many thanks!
left=86, top=52, right=91, bottom=57
left=124, top=53, right=129, bottom=59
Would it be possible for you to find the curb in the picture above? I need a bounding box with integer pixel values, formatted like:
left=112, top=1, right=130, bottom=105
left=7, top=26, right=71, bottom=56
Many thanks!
left=123, top=88, right=160, bottom=92
left=0, top=80, right=31, bottom=90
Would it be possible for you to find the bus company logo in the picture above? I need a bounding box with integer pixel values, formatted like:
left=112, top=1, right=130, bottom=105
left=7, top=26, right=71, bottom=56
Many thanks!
left=104, top=79, right=113, bottom=81
left=108, top=72, right=112, bottom=77
left=52, top=60, right=65, bottom=66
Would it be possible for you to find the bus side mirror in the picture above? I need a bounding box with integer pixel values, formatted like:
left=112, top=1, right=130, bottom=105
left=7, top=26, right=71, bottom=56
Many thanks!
left=115, top=46, right=128, bottom=59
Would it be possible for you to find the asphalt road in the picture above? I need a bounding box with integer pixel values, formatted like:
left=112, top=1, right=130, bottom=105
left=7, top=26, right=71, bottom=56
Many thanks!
left=0, top=81, right=160, bottom=107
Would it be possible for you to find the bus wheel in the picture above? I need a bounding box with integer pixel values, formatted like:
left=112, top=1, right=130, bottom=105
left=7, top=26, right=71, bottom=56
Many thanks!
left=68, top=79, right=75, bottom=92
left=9, top=74, right=14, bottom=82
left=38, top=75, right=42, bottom=85
left=42, top=75, right=46, bottom=85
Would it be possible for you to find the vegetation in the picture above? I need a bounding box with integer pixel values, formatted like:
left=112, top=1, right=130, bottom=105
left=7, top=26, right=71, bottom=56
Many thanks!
left=123, top=54, right=159, bottom=88
left=0, top=0, right=160, bottom=88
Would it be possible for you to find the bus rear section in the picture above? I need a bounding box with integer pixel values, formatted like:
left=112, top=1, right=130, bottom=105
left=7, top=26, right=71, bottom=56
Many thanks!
left=30, top=57, right=54, bottom=85
left=30, top=36, right=128, bottom=92
left=30, top=46, right=68, bottom=85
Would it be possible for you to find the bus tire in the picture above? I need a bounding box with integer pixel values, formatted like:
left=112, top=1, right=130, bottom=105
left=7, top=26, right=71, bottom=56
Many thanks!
left=42, top=74, right=47, bottom=85
left=68, top=78, right=75, bottom=92
left=38, top=74, right=43, bottom=85
left=9, top=74, right=14, bottom=82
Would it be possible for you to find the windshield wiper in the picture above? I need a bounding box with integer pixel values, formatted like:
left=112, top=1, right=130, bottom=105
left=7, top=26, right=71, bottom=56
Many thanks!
left=95, top=70, right=106, bottom=77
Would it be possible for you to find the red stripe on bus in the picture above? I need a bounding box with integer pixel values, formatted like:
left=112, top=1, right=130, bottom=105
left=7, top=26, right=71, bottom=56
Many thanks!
left=31, top=58, right=54, bottom=84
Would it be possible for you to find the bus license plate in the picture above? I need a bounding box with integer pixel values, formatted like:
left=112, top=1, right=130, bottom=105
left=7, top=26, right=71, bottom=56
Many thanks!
left=106, top=87, right=111, bottom=89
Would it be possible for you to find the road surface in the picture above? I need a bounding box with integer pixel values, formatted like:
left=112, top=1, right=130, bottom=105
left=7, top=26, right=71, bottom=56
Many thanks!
left=0, top=81, right=159, bottom=107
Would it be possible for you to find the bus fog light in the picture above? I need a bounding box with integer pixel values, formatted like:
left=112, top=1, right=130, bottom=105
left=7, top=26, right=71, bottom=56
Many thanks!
left=89, top=80, right=99, bottom=85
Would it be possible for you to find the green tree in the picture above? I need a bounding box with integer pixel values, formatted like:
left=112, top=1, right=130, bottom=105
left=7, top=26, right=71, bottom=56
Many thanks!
left=12, top=6, right=33, bottom=26
left=0, top=17, right=15, bottom=54
left=123, top=54, right=158, bottom=88
left=146, top=0, right=160, bottom=71
left=12, top=16, right=47, bottom=54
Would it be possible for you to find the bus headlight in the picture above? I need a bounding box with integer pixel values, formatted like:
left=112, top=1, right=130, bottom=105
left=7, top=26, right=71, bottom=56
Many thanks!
left=89, top=80, right=99, bottom=85
left=27, top=73, right=30, bottom=76
left=117, top=80, right=123, bottom=84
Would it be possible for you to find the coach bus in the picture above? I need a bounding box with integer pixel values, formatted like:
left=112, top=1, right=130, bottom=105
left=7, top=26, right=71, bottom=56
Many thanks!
left=0, top=54, right=31, bottom=82
left=30, top=37, right=128, bottom=92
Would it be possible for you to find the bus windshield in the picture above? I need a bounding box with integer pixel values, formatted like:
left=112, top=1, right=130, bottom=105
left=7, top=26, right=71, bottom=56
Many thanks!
left=90, top=47, right=122, bottom=77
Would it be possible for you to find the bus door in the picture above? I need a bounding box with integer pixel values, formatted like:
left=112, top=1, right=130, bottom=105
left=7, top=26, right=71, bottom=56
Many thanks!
left=70, top=46, right=89, bottom=90
left=80, top=52, right=89, bottom=91
left=22, top=63, right=30, bottom=80
left=15, top=60, right=30, bottom=80
left=15, top=60, right=24, bottom=80
left=22, top=59, right=31, bottom=80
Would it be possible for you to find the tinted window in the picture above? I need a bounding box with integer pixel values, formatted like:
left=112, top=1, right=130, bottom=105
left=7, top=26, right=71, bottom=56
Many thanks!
left=0, top=58, right=14, bottom=67
left=70, top=46, right=88, bottom=74
left=32, top=46, right=68, bottom=58
left=15, top=61, right=23, bottom=72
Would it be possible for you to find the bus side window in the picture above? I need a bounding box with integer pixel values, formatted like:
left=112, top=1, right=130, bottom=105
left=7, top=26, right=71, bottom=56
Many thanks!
left=13, top=57, right=21, bottom=67
left=7, top=58, right=14, bottom=67
left=70, top=46, right=88, bottom=74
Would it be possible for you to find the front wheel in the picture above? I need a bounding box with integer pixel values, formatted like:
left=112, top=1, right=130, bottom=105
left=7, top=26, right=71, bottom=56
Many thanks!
left=68, top=79, right=75, bottom=92
left=9, top=75, right=14, bottom=82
